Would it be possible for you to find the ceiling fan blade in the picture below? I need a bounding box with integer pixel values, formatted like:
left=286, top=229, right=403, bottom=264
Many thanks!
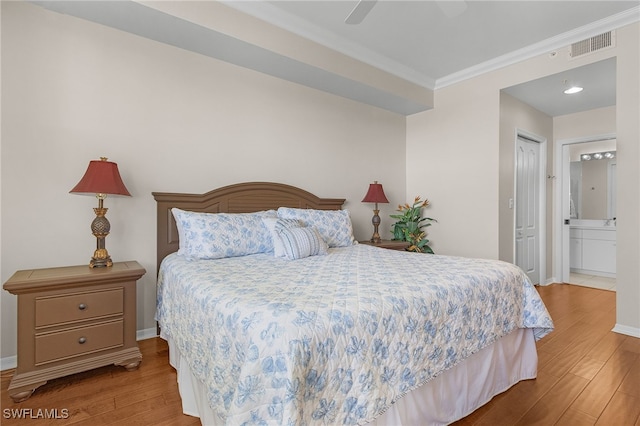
left=436, top=0, right=467, bottom=18
left=345, top=0, right=378, bottom=25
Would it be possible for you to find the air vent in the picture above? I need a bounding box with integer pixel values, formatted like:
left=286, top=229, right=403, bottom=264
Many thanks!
left=569, top=31, right=615, bottom=59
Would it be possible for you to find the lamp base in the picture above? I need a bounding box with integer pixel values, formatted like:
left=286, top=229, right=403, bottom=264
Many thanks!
left=370, top=208, right=382, bottom=244
left=370, top=235, right=382, bottom=244
left=90, top=249, right=113, bottom=268
left=89, top=204, right=113, bottom=268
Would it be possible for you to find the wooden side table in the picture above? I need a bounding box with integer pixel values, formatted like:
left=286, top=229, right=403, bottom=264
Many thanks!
left=359, top=240, right=410, bottom=251
left=3, top=261, right=146, bottom=402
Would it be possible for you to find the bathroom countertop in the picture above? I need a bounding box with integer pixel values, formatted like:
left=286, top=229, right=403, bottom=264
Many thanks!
left=569, top=225, right=616, bottom=230
left=569, top=219, right=616, bottom=231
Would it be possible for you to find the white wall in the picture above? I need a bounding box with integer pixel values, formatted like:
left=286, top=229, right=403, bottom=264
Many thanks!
left=0, top=2, right=407, bottom=360
left=406, top=83, right=501, bottom=258
left=555, top=107, right=617, bottom=141
left=407, top=23, right=639, bottom=335
left=611, top=23, right=640, bottom=336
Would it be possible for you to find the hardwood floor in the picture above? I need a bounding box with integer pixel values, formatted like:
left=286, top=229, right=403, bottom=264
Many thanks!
left=1, top=284, right=638, bottom=425
left=1, top=338, right=197, bottom=426
left=453, top=284, right=640, bottom=426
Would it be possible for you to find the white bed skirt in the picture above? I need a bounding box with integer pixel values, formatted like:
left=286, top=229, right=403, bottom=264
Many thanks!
left=164, top=328, right=537, bottom=425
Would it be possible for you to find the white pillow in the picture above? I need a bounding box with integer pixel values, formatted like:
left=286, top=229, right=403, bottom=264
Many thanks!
left=261, top=217, right=302, bottom=257
left=277, top=207, right=356, bottom=248
left=172, top=208, right=277, bottom=260
left=275, top=226, right=328, bottom=260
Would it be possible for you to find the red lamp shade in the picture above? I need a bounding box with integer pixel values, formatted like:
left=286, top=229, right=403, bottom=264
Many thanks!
left=362, top=182, right=389, bottom=204
left=70, top=158, right=131, bottom=196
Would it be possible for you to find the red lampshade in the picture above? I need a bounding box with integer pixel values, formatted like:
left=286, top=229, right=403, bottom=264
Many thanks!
left=70, top=158, right=131, bottom=196
left=362, top=181, right=389, bottom=204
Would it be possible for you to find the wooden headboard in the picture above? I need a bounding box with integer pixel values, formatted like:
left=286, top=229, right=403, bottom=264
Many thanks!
left=153, top=182, right=346, bottom=267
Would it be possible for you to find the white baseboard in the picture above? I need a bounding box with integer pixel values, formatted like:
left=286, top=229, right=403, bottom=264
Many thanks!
left=1, top=328, right=160, bottom=372
left=0, top=355, right=17, bottom=371
left=543, top=277, right=556, bottom=286
left=612, top=323, right=640, bottom=338
left=571, top=268, right=616, bottom=279
left=137, top=327, right=159, bottom=341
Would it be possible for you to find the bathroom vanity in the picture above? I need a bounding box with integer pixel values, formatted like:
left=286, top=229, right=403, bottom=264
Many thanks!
left=570, top=220, right=616, bottom=277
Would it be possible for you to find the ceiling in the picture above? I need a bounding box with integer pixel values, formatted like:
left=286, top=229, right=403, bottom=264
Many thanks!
left=32, top=1, right=639, bottom=116
left=236, top=1, right=634, bottom=85
left=502, top=57, right=617, bottom=117
left=230, top=0, right=638, bottom=116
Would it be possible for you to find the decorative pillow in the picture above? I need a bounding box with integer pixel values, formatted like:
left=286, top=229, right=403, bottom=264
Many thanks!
left=277, top=207, right=356, bottom=248
left=171, top=208, right=277, bottom=260
left=261, top=217, right=303, bottom=257
left=274, top=226, right=328, bottom=260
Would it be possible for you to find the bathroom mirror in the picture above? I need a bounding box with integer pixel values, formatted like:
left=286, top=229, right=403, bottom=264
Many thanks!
left=569, top=140, right=616, bottom=220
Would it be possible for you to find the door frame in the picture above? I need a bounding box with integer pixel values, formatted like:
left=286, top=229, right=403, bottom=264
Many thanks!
left=553, top=133, right=616, bottom=283
left=607, top=160, right=617, bottom=219
left=513, top=129, right=547, bottom=285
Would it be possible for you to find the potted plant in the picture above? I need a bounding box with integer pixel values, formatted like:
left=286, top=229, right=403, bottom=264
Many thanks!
left=390, top=196, right=437, bottom=253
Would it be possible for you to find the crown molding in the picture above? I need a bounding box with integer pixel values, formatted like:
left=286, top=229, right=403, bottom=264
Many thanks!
left=221, top=1, right=436, bottom=89
left=434, top=6, right=640, bottom=89
left=225, top=2, right=639, bottom=92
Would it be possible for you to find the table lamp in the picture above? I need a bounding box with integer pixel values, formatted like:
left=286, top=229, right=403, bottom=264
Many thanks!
left=362, top=181, right=389, bottom=243
left=70, top=157, right=131, bottom=268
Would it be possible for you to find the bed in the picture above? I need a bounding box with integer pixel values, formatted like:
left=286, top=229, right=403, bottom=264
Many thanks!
left=153, top=182, right=553, bottom=425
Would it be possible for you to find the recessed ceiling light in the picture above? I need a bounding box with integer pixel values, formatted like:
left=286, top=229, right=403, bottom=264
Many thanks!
left=564, top=86, right=584, bottom=94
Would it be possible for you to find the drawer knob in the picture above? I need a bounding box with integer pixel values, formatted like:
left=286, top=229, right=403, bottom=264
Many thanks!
left=78, top=303, right=87, bottom=311
left=78, top=337, right=87, bottom=344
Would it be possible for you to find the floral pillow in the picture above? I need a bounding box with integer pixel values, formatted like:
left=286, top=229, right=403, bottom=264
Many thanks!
left=277, top=207, right=356, bottom=248
left=172, top=208, right=277, bottom=260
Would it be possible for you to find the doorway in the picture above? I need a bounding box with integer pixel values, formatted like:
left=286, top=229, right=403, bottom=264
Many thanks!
left=500, top=58, right=616, bottom=287
left=554, top=134, right=617, bottom=284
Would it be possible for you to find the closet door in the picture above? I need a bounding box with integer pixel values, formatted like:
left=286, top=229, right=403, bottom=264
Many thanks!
left=515, top=137, right=541, bottom=284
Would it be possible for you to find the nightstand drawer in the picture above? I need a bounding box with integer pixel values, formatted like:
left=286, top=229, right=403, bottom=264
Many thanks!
left=35, top=288, right=123, bottom=328
left=35, top=320, right=124, bottom=365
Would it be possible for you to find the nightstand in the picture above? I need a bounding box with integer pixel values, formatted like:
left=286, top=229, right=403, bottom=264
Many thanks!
left=359, top=240, right=410, bottom=251
left=3, top=261, right=146, bottom=402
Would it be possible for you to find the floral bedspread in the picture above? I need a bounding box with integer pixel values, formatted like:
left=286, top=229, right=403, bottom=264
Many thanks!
left=156, top=245, right=553, bottom=425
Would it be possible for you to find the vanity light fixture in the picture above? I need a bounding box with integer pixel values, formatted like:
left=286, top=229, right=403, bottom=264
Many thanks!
left=581, top=151, right=615, bottom=162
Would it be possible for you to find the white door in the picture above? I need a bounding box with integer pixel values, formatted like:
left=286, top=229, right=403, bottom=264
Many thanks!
left=515, top=137, right=540, bottom=284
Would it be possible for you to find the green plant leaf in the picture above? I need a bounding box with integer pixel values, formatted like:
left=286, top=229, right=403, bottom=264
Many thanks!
left=389, top=196, right=436, bottom=253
